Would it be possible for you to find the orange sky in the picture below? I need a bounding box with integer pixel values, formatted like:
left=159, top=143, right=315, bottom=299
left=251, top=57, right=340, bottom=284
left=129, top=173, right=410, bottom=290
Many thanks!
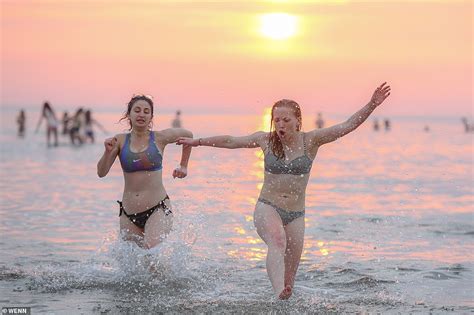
left=1, top=0, right=472, bottom=116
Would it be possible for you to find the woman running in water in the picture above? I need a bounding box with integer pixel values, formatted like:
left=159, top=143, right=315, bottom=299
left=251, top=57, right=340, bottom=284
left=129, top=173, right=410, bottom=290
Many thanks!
left=98, top=95, right=193, bottom=248
left=177, top=83, right=391, bottom=299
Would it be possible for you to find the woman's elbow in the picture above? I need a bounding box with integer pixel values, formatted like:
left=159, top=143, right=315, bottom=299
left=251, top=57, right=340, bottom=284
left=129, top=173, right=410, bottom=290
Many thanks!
left=227, top=137, right=238, bottom=149
left=97, top=166, right=107, bottom=178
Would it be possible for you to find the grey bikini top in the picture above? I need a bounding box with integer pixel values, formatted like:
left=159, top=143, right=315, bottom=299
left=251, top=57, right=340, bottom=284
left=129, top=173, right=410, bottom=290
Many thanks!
left=264, top=135, right=313, bottom=175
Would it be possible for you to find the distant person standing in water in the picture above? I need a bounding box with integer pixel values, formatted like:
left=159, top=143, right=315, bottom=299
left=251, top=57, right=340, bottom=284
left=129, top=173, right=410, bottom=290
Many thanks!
left=171, top=110, right=182, bottom=128
left=17, top=110, right=26, bottom=137
left=69, top=108, right=85, bottom=146
left=97, top=95, right=193, bottom=249
left=373, top=118, right=380, bottom=131
left=461, top=117, right=474, bottom=133
left=315, top=112, right=324, bottom=129
left=35, top=102, right=59, bottom=146
left=62, top=111, right=70, bottom=135
left=384, top=118, right=391, bottom=131
left=178, top=82, right=391, bottom=299
left=84, top=109, right=108, bottom=143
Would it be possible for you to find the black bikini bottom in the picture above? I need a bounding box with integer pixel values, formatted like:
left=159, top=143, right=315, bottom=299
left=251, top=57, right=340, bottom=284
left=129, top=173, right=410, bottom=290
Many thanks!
left=117, top=195, right=171, bottom=229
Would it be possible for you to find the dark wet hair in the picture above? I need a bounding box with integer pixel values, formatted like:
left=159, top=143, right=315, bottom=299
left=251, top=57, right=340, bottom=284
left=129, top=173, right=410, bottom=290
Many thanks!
left=119, top=95, right=154, bottom=130
left=268, top=99, right=302, bottom=160
left=42, top=102, right=52, bottom=114
left=74, top=107, right=84, bottom=119
left=42, top=101, right=57, bottom=119
left=85, top=110, right=91, bottom=124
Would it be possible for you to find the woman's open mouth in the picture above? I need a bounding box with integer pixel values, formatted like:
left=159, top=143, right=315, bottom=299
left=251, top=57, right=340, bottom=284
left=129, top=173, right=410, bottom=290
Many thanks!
left=278, top=130, right=286, bottom=137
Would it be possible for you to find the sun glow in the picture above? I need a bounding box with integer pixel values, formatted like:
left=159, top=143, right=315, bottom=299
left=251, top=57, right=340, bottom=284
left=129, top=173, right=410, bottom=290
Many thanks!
left=259, top=13, right=298, bottom=40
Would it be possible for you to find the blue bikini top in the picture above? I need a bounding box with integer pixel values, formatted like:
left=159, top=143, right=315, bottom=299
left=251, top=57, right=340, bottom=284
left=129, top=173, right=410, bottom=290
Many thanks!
left=264, top=135, right=312, bottom=175
left=119, top=132, right=163, bottom=173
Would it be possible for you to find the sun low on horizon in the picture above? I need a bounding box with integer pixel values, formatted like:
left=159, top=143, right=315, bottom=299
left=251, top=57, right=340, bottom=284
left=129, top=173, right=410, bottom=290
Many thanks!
left=1, top=1, right=472, bottom=116
left=259, top=13, right=299, bottom=40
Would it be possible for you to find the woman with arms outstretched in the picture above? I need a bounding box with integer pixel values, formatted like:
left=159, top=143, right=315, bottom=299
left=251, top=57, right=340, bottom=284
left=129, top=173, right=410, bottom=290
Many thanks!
left=177, top=83, right=390, bottom=299
left=98, top=95, right=193, bottom=249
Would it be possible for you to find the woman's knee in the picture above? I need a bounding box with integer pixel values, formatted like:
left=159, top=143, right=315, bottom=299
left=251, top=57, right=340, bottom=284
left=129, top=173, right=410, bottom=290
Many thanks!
left=143, top=237, right=158, bottom=249
left=143, top=230, right=169, bottom=249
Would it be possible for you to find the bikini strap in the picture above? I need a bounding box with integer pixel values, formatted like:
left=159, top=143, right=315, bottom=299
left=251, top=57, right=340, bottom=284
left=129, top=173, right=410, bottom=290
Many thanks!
left=159, top=195, right=170, bottom=208
left=160, top=195, right=172, bottom=215
left=302, top=133, right=307, bottom=155
left=263, top=138, right=270, bottom=153
left=122, top=133, right=130, bottom=155
left=149, top=130, right=155, bottom=143
left=265, top=133, right=277, bottom=156
left=117, top=200, right=124, bottom=216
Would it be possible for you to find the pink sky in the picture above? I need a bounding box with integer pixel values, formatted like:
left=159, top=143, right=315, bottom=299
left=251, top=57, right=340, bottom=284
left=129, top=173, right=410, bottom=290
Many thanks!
left=1, top=1, right=472, bottom=116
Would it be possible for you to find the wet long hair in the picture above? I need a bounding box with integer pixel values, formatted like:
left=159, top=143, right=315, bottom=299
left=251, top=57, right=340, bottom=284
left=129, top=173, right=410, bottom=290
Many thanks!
left=42, top=102, right=57, bottom=119
left=85, top=110, right=92, bottom=125
left=119, top=95, right=154, bottom=131
left=268, top=99, right=302, bottom=160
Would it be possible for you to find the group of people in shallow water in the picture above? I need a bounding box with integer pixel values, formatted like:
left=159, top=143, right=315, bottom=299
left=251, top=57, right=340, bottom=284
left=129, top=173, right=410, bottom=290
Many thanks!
left=372, top=118, right=391, bottom=131
left=97, top=83, right=391, bottom=300
left=18, top=102, right=108, bottom=146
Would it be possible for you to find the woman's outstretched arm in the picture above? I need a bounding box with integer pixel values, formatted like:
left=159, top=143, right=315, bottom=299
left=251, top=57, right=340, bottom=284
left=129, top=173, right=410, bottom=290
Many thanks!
left=177, top=131, right=267, bottom=149
left=308, top=82, right=391, bottom=147
left=35, top=114, right=44, bottom=133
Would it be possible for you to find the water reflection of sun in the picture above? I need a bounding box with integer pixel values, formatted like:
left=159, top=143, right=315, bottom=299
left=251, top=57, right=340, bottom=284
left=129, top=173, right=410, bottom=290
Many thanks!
left=258, top=107, right=272, bottom=132
left=253, top=107, right=272, bottom=182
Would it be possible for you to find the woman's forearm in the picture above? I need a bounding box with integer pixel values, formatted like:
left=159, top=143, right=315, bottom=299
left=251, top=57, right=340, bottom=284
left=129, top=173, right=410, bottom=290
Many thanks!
left=199, top=135, right=236, bottom=148
left=344, top=101, right=378, bottom=134
left=179, top=129, right=193, bottom=167
left=35, top=117, right=43, bottom=132
left=179, top=144, right=192, bottom=167
left=97, top=151, right=117, bottom=177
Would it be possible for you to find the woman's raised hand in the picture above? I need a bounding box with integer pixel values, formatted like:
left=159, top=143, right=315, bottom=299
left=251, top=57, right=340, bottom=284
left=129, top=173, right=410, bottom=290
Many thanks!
left=371, top=82, right=391, bottom=106
left=104, top=137, right=119, bottom=153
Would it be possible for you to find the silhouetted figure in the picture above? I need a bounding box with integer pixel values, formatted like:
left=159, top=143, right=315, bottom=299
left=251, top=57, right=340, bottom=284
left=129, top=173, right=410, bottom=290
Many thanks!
left=461, top=117, right=474, bottom=133
left=384, top=119, right=391, bottom=131
left=172, top=110, right=182, bottom=128
left=373, top=118, right=380, bottom=131
left=315, top=112, right=325, bottom=129
left=35, top=102, right=58, bottom=147
left=62, top=112, right=70, bottom=135
left=17, top=110, right=26, bottom=137
left=84, top=109, right=107, bottom=143
left=424, top=125, right=430, bottom=132
left=69, top=108, right=85, bottom=145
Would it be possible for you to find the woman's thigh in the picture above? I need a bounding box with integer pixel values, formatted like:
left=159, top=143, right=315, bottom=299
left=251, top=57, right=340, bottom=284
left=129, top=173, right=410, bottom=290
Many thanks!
left=143, top=200, right=173, bottom=247
left=254, top=202, right=286, bottom=246
left=120, top=215, right=144, bottom=244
